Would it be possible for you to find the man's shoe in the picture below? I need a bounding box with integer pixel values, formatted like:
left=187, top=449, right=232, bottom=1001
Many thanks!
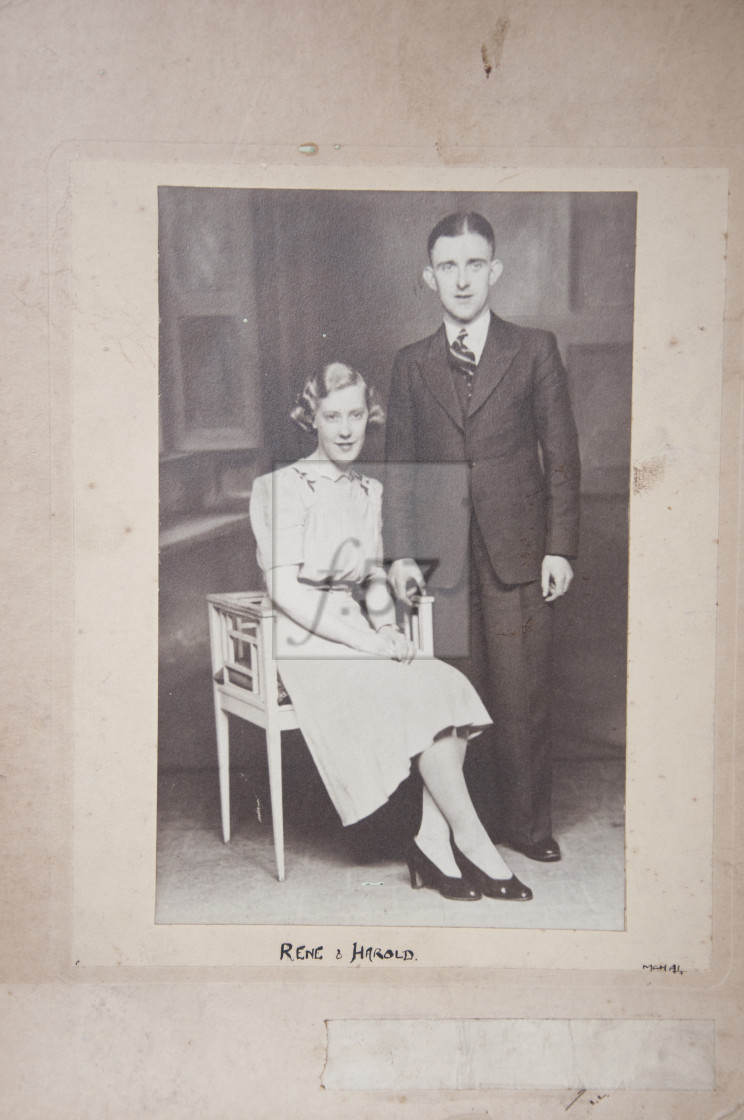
left=503, top=836, right=562, bottom=862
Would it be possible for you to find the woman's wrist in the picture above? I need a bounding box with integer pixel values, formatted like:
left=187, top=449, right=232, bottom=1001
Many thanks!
left=375, top=621, right=400, bottom=634
left=359, top=628, right=391, bottom=655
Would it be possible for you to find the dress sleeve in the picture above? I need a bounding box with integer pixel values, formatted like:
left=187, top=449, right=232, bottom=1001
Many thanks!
left=249, top=468, right=308, bottom=572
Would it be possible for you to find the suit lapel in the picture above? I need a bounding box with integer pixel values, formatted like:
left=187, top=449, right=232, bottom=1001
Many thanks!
left=467, top=312, right=522, bottom=417
left=419, top=324, right=464, bottom=430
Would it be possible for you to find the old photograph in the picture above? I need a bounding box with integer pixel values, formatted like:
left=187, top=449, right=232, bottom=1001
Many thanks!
left=156, top=187, right=636, bottom=930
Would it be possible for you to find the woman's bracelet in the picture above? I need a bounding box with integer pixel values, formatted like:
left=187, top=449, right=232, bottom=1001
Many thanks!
left=375, top=621, right=401, bottom=634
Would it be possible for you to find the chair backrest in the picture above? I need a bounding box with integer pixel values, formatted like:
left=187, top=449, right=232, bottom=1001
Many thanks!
left=207, top=592, right=280, bottom=711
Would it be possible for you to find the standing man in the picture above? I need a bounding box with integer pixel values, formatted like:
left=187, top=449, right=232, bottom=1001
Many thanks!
left=384, top=211, right=580, bottom=862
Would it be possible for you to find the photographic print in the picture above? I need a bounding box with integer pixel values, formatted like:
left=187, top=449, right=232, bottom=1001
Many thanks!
left=155, top=186, right=635, bottom=931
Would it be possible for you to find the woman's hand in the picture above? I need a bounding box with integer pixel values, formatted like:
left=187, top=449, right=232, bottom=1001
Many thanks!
left=373, top=624, right=417, bottom=663
left=269, top=567, right=417, bottom=661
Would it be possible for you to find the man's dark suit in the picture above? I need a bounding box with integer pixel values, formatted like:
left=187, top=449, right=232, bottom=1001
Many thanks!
left=383, top=311, right=580, bottom=846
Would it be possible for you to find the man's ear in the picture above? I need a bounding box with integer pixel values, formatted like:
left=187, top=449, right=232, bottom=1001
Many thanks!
left=422, top=265, right=438, bottom=292
left=489, top=259, right=504, bottom=286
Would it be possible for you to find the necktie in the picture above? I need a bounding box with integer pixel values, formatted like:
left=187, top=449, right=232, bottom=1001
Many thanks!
left=450, top=328, right=477, bottom=376
left=450, top=328, right=477, bottom=408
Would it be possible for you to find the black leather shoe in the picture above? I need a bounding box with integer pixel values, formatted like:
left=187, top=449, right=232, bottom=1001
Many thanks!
left=406, top=841, right=481, bottom=901
left=503, top=836, right=562, bottom=862
left=452, top=844, right=533, bottom=901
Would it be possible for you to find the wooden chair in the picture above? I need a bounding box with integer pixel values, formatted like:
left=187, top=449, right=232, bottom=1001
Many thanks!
left=207, top=590, right=434, bottom=881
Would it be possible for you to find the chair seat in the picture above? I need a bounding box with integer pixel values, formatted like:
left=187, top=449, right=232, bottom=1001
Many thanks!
left=224, top=662, right=292, bottom=704
left=207, top=589, right=434, bottom=881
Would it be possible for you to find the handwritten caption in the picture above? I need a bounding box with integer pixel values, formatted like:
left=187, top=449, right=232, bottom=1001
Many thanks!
left=642, top=963, right=685, bottom=974
left=279, top=941, right=416, bottom=963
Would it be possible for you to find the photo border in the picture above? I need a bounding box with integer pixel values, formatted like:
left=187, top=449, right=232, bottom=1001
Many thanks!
left=58, top=151, right=729, bottom=972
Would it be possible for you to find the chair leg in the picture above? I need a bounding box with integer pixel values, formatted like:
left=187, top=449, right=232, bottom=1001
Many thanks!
left=265, top=723, right=285, bottom=882
left=214, top=696, right=231, bottom=843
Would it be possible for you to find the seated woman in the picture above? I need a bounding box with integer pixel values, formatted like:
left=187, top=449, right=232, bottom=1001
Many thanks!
left=249, top=361, right=532, bottom=902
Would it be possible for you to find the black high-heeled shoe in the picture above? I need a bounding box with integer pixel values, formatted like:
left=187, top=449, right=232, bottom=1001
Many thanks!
left=452, top=843, right=533, bottom=901
left=406, top=841, right=481, bottom=901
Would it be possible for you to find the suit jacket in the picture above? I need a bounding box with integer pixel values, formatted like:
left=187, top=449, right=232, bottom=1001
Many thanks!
left=383, top=312, right=581, bottom=587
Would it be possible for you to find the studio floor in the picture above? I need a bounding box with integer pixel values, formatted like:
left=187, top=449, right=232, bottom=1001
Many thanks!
left=155, top=751, right=625, bottom=930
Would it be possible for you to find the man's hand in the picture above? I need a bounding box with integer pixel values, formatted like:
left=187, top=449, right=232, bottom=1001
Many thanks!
left=388, top=558, right=426, bottom=605
left=541, top=555, right=574, bottom=602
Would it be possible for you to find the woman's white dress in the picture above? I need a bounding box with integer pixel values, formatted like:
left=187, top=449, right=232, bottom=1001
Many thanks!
left=249, top=458, right=491, bottom=825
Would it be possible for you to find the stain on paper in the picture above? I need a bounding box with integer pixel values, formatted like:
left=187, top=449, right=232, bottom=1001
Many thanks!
left=633, top=454, right=667, bottom=494
left=481, top=16, right=510, bottom=77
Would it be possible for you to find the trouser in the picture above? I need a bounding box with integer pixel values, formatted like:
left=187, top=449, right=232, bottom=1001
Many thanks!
left=437, top=516, right=554, bottom=846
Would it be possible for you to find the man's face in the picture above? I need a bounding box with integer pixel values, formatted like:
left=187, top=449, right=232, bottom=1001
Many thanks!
left=423, top=230, right=503, bottom=324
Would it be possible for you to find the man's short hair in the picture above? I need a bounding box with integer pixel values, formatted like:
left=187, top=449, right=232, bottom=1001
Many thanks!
left=427, top=212, right=496, bottom=260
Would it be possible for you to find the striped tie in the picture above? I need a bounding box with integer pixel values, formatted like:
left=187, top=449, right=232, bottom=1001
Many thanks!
left=450, top=328, right=477, bottom=377
left=450, top=329, right=477, bottom=409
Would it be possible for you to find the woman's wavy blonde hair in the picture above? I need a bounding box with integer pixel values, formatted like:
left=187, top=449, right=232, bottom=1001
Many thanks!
left=290, top=361, right=385, bottom=432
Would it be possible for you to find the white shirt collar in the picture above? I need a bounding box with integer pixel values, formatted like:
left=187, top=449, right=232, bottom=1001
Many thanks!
left=443, top=307, right=491, bottom=364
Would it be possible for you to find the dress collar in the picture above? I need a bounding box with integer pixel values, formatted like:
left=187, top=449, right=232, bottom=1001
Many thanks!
left=296, top=456, right=360, bottom=483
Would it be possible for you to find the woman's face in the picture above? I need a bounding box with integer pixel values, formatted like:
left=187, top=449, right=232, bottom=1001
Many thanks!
left=312, top=382, right=369, bottom=468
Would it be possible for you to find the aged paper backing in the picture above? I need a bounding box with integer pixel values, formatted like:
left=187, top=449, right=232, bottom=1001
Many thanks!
left=2, top=3, right=742, bottom=1117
